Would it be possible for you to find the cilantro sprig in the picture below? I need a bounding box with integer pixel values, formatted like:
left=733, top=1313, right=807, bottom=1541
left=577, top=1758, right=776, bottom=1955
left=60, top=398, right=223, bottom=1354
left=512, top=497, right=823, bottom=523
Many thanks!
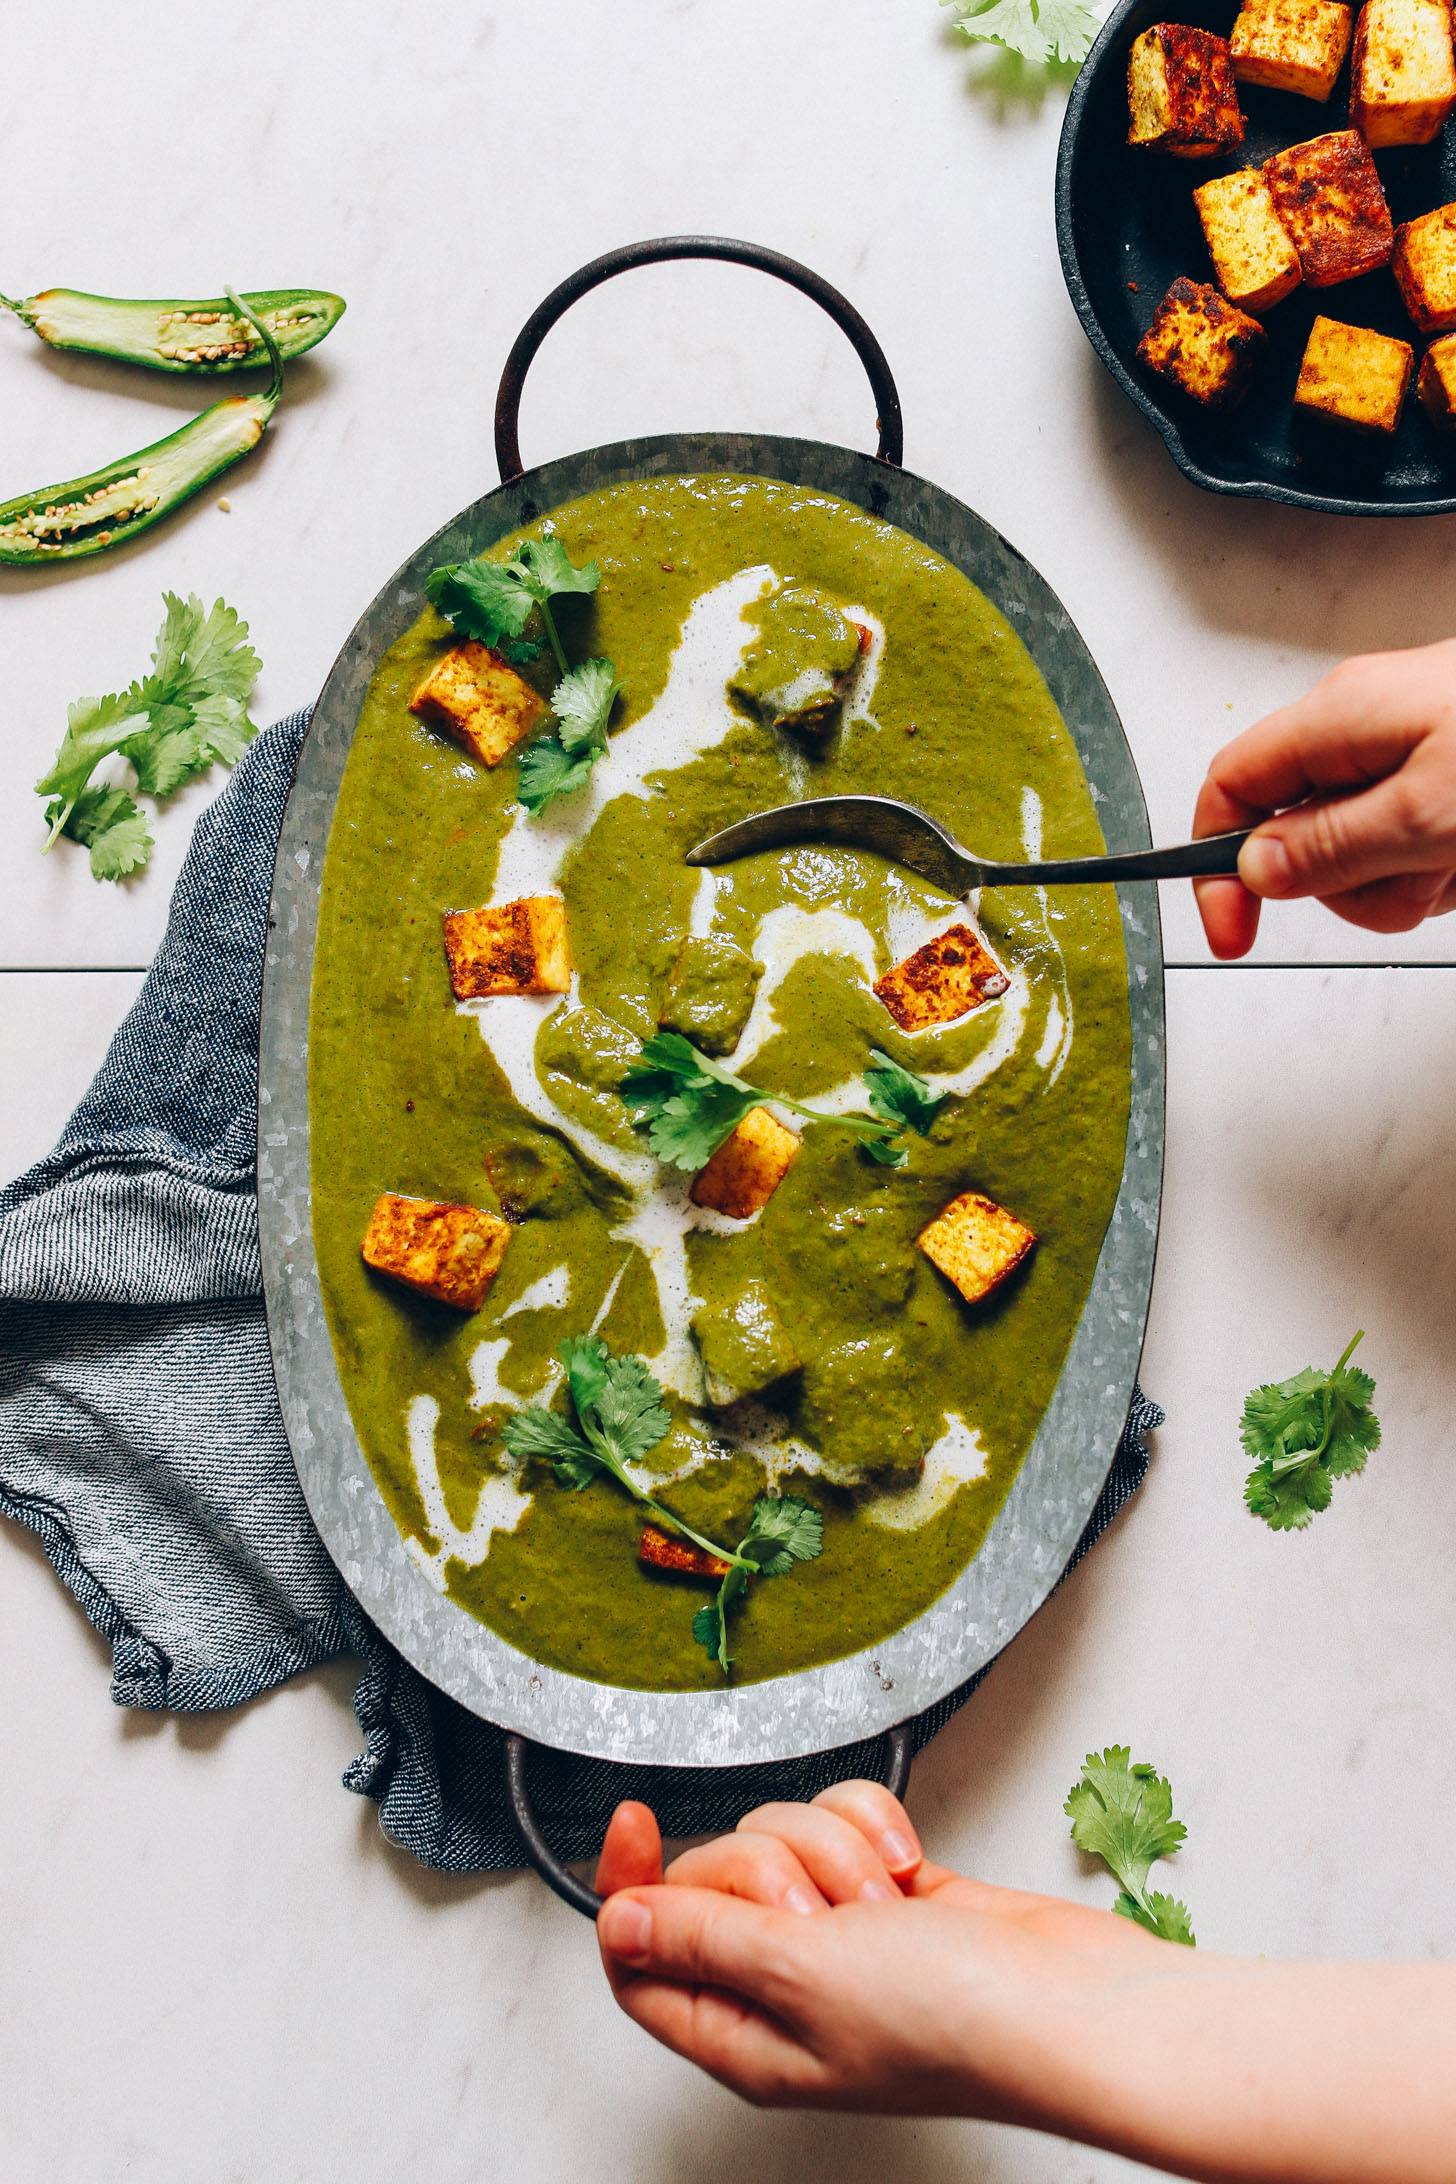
left=1065, top=1747, right=1195, bottom=1945
left=502, top=1338, right=824, bottom=1678
left=1240, top=1331, right=1380, bottom=1531
left=942, top=0, right=1100, bottom=66
left=621, top=1031, right=944, bottom=1173
left=692, top=1495, right=824, bottom=1674
left=426, top=536, right=621, bottom=815
left=35, top=593, right=260, bottom=881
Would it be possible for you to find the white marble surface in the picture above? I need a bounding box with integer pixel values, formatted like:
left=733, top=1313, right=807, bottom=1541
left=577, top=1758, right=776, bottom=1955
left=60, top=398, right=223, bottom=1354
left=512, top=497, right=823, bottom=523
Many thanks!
left=4, top=4, right=1456, bottom=2180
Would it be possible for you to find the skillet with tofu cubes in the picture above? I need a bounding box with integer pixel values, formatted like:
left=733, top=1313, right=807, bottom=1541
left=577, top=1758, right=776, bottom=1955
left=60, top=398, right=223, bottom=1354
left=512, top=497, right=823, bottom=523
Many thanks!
left=1129, top=3, right=1453, bottom=432
left=308, top=474, right=1132, bottom=1692
left=1061, top=0, right=1456, bottom=503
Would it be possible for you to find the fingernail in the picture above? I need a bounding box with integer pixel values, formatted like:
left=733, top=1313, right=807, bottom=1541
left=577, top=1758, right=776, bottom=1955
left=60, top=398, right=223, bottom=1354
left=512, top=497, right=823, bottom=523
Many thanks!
left=859, top=1877, right=899, bottom=1903
left=878, top=1828, right=920, bottom=1874
left=784, top=1884, right=819, bottom=1917
left=1238, top=835, right=1292, bottom=896
left=600, top=1897, right=652, bottom=1962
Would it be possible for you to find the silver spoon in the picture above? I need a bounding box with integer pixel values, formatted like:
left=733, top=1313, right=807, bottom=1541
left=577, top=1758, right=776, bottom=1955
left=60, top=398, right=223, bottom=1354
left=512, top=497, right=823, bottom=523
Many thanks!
left=686, top=794, right=1249, bottom=895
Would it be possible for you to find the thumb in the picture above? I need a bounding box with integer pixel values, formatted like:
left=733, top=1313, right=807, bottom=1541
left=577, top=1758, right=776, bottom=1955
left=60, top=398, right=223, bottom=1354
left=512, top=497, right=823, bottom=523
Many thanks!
left=1238, top=776, right=1433, bottom=901
left=598, top=1883, right=804, bottom=2017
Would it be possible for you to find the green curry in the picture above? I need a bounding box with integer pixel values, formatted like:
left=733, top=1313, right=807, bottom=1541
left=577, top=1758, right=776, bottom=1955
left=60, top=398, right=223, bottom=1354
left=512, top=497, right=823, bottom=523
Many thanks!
left=310, top=474, right=1130, bottom=1690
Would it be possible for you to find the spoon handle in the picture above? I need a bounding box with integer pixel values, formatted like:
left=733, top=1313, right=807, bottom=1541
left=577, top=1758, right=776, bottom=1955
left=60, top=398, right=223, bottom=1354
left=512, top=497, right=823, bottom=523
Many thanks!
left=974, top=830, right=1250, bottom=887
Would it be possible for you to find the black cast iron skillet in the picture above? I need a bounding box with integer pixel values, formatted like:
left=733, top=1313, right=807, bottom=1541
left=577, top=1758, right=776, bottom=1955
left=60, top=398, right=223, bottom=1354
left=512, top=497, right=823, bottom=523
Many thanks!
left=1057, top=0, right=1456, bottom=514
left=258, top=238, right=1164, bottom=1918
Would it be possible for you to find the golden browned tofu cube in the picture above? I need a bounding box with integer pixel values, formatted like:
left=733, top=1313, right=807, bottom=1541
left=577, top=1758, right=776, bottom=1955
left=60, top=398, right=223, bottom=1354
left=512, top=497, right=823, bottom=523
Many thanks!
left=409, top=641, right=547, bottom=768
left=1352, top=0, right=1456, bottom=145
left=873, top=923, right=1010, bottom=1034
left=442, top=896, right=571, bottom=999
left=1136, top=278, right=1268, bottom=408
left=361, top=1192, right=512, bottom=1311
left=1194, top=170, right=1303, bottom=312
left=638, top=1525, right=732, bottom=1579
left=1393, top=203, right=1456, bottom=331
left=1263, top=131, right=1393, bottom=286
left=917, top=1191, right=1036, bottom=1307
left=1127, top=24, right=1246, bottom=154
left=1230, top=0, right=1353, bottom=97
left=1417, top=330, right=1456, bottom=421
left=1294, top=314, right=1414, bottom=430
left=689, top=1108, right=799, bottom=1221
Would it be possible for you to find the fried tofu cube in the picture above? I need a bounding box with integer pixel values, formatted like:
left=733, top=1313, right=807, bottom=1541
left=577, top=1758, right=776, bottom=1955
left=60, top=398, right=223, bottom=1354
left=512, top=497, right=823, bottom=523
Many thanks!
left=1393, top=203, right=1456, bottom=331
left=1351, top=0, right=1456, bottom=145
left=1194, top=170, right=1303, bottom=312
left=1263, top=131, right=1393, bottom=286
left=442, top=896, right=571, bottom=1000
left=1417, top=330, right=1456, bottom=421
left=917, top=1190, right=1036, bottom=1307
left=1127, top=25, right=1245, bottom=155
left=1230, top=0, right=1353, bottom=97
left=1136, top=278, right=1268, bottom=408
left=689, top=1107, right=799, bottom=1221
left=409, top=641, right=547, bottom=768
left=1294, top=313, right=1415, bottom=430
left=874, top=923, right=1010, bottom=1034
left=638, top=1525, right=732, bottom=1579
left=361, top=1191, right=512, bottom=1311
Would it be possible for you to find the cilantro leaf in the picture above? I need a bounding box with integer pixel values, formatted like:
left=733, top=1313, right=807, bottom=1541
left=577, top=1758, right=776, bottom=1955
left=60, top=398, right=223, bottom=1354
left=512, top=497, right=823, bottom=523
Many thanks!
left=572, top=1339, right=673, bottom=1472
left=621, top=1033, right=762, bottom=1170
left=145, top=592, right=260, bottom=711
left=35, top=692, right=150, bottom=838
left=865, top=1049, right=947, bottom=1137
left=518, top=535, right=601, bottom=600
left=124, top=723, right=205, bottom=798
left=1243, top=1451, right=1333, bottom=1529
left=426, top=558, right=539, bottom=651
left=426, top=536, right=598, bottom=673
left=517, top=735, right=599, bottom=814
left=501, top=1401, right=600, bottom=1489
left=57, top=786, right=155, bottom=881
left=740, top=1494, right=824, bottom=1575
left=514, top=655, right=623, bottom=814
left=695, top=1496, right=823, bottom=1672
left=1066, top=1746, right=1195, bottom=1945
left=1240, top=1333, right=1379, bottom=1530
left=188, top=693, right=258, bottom=770
left=35, top=593, right=261, bottom=881
left=560, top=1332, right=611, bottom=1420
left=1119, top=1889, right=1197, bottom=1946
left=943, top=0, right=1099, bottom=65
left=552, top=655, right=620, bottom=753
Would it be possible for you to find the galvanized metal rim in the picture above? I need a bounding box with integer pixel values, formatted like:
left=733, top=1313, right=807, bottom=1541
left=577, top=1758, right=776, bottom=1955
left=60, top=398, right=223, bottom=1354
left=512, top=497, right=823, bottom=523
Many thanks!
left=257, top=429, right=1165, bottom=1769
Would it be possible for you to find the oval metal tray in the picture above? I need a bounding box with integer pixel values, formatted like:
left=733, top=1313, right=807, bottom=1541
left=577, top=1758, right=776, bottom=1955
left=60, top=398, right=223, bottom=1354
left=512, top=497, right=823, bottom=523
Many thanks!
left=257, top=431, right=1165, bottom=1769
left=1057, top=0, right=1456, bottom=514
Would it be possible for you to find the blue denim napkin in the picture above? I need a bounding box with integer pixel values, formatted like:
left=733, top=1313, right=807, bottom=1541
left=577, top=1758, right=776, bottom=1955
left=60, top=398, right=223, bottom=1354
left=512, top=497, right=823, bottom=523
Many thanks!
left=0, top=714, right=1163, bottom=1871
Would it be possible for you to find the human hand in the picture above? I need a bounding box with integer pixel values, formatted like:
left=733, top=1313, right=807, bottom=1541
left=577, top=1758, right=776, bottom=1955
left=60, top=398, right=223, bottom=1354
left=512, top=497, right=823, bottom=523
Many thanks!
left=1193, top=638, right=1456, bottom=958
left=594, top=1779, right=1178, bottom=2124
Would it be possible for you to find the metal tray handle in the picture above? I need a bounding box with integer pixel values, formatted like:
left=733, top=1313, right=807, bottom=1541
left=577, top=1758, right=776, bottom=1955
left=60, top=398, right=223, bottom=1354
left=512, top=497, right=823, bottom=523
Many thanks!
left=504, top=1724, right=915, bottom=1919
left=494, top=235, right=904, bottom=483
